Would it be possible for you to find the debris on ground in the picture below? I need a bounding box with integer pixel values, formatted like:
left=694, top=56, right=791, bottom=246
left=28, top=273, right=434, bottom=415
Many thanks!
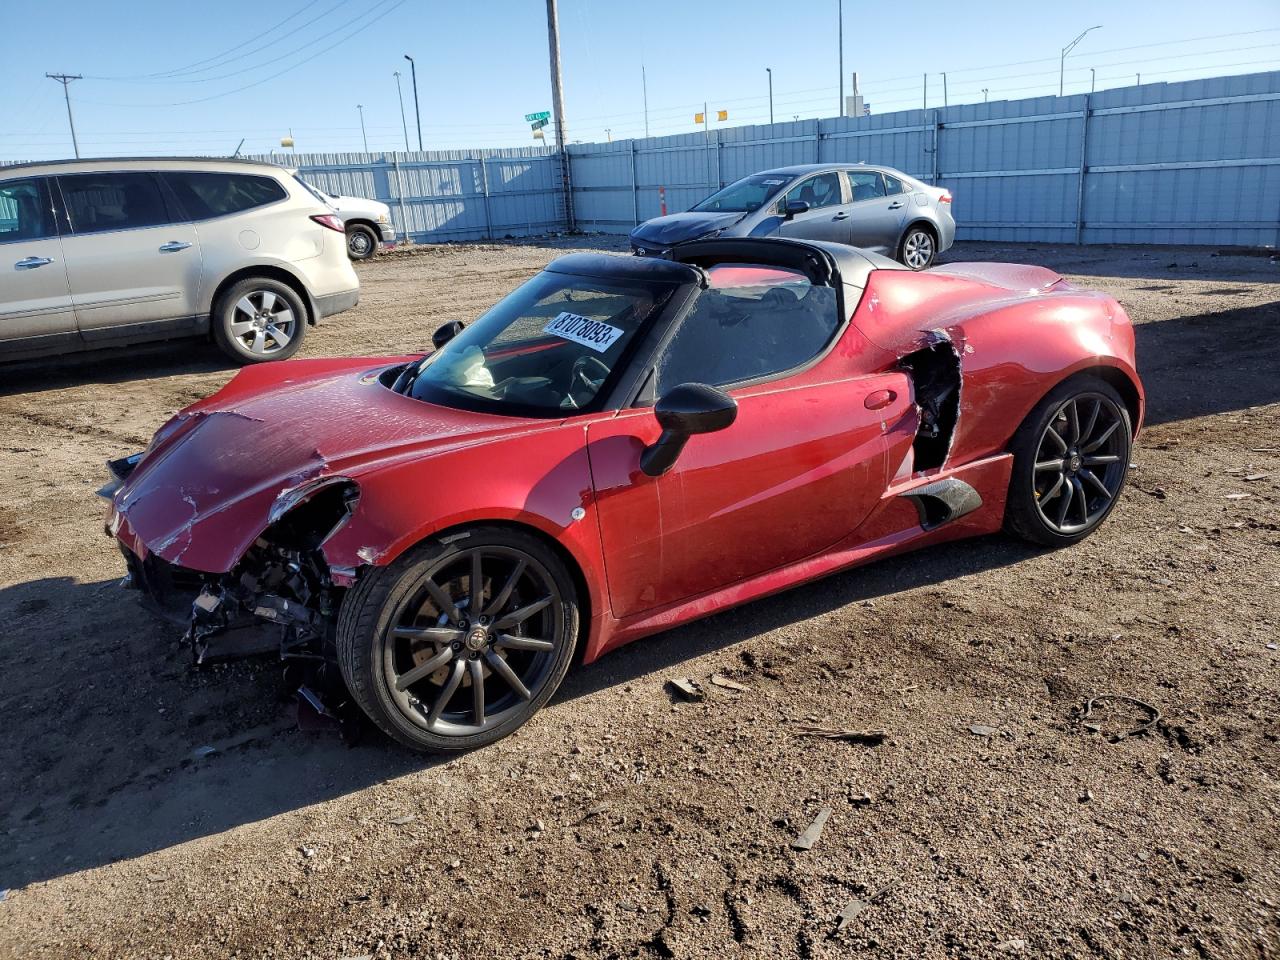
left=709, top=673, right=750, bottom=693
left=996, top=939, right=1028, bottom=952
left=577, top=803, right=609, bottom=825
left=387, top=815, right=416, bottom=826
left=1080, top=694, right=1162, bottom=742
left=1243, top=473, right=1269, bottom=482
left=792, top=724, right=887, bottom=745
left=791, top=808, right=831, bottom=851
left=968, top=724, right=999, bottom=737
left=834, top=882, right=895, bottom=933
left=190, top=745, right=217, bottom=760
left=666, top=678, right=705, bottom=702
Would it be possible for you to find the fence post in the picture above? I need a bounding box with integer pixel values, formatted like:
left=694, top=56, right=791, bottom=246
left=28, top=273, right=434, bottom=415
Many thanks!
left=814, top=122, right=821, bottom=163
left=630, top=140, right=639, bottom=226
left=478, top=154, right=493, bottom=240
left=561, top=147, right=576, bottom=232
left=716, top=131, right=723, bottom=189
left=1075, top=94, right=1091, bottom=246
left=931, top=111, right=940, bottom=184
left=392, top=152, right=410, bottom=243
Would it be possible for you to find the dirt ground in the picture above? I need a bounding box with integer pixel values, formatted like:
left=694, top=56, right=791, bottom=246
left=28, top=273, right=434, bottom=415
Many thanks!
left=1, top=239, right=1277, bottom=960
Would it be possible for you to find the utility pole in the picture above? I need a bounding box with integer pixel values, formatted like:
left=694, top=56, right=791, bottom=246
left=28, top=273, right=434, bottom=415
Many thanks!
left=545, top=0, right=574, bottom=228
left=922, top=74, right=927, bottom=112
left=403, top=54, right=422, bottom=150
left=642, top=64, right=650, bottom=139
left=46, top=73, right=82, bottom=159
left=393, top=70, right=410, bottom=151
left=942, top=72, right=948, bottom=108
left=1060, top=25, right=1102, bottom=97
left=766, top=68, right=774, bottom=125
left=1090, top=68, right=1096, bottom=93
left=837, top=0, right=844, bottom=116
left=357, top=104, right=368, bottom=152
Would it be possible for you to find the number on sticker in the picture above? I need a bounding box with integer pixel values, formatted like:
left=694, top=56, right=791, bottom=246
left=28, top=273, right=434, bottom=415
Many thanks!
left=543, top=312, right=625, bottom=353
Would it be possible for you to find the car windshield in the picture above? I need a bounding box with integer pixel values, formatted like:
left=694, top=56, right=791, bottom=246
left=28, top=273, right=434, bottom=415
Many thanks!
left=293, top=174, right=335, bottom=203
left=405, top=271, right=677, bottom=415
left=691, top=173, right=791, bottom=213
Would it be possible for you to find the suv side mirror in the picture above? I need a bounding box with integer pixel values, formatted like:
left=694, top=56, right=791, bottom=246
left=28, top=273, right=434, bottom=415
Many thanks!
left=640, top=382, right=738, bottom=477
left=431, top=320, right=466, bottom=349
left=784, top=199, right=810, bottom=220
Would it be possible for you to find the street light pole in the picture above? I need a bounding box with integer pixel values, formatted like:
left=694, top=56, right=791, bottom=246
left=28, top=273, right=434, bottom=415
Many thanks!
left=46, top=73, right=82, bottom=159
left=357, top=104, right=368, bottom=152
left=837, top=0, right=844, bottom=116
left=403, top=54, right=423, bottom=151
left=393, top=71, right=410, bottom=152
left=1090, top=68, right=1096, bottom=93
left=1060, top=25, right=1102, bottom=97
left=766, top=67, right=774, bottom=125
left=982, top=88, right=989, bottom=103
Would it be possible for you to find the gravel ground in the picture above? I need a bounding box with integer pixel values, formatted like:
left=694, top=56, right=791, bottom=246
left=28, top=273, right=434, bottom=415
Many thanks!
left=0, top=239, right=1277, bottom=960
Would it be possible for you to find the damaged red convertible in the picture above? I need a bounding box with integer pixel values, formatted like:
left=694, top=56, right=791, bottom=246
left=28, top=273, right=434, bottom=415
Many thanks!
left=101, top=237, right=1143, bottom=753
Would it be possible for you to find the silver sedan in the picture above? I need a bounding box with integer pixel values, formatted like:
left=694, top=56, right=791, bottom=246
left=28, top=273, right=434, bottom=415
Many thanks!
left=630, top=163, right=955, bottom=270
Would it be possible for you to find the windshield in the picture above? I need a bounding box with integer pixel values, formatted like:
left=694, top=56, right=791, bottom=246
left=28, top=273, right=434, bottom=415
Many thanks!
left=293, top=174, right=335, bottom=203
left=405, top=271, right=677, bottom=415
left=691, top=173, right=791, bottom=213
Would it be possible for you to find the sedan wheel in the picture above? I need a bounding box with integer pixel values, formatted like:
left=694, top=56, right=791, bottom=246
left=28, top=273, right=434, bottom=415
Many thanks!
left=899, top=228, right=936, bottom=270
left=212, top=277, right=307, bottom=364
left=1005, top=376, right=1132, bottom=547
left=337, top=527, right=579, bottom=752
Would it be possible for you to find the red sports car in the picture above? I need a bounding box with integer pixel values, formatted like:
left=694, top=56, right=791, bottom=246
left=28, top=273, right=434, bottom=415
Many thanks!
left=102, top=238, right=1143, bottom=753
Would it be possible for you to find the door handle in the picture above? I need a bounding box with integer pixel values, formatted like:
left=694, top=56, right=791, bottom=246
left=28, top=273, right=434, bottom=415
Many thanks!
left=888, top=201, right=904, bottom=210
left=15, top=256, right=53, bottom=270
left=832, top=212, right=849, bottom=220
left=159, top=241, right=192, bottom=252
left=864, top=389, right=897, bottom=411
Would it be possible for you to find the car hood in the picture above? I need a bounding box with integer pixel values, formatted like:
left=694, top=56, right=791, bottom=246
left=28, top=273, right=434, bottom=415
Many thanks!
left=329, top=194, right=391, bottom=218
left=631, top=211, right=743, bottom=247
left=111, top=357, right=544, bottom=573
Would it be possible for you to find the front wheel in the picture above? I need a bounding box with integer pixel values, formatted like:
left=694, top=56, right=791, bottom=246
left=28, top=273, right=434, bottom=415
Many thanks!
left=1004, top=376, right=1133, bottom=547
left=336, top=526, right=580, bottom=753
left=346, top=224, right=378, bottom=261
left=898, top=226, right=936, bottom=270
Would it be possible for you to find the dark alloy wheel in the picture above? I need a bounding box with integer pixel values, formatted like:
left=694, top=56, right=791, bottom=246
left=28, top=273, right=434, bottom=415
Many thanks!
left=337, top=527, right=579, bottom=752
left=1005, top=376, right=1132, bottom=547
left=346, top=224, right=377, bottom=261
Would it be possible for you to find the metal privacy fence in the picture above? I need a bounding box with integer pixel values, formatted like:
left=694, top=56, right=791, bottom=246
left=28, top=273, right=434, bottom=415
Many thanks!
left=139, top=68, right=1280, bottom=248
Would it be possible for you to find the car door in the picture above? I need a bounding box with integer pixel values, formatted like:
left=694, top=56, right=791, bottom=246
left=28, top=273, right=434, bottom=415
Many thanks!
left=55, top=171, right=203, bottom=343
left=774, top=171, right=850, bottom=243
left=0, top=175, right=78, bottom=356
left=845, top=170, right=906, bottom=255
left=585, top=265, right=910, bottom=619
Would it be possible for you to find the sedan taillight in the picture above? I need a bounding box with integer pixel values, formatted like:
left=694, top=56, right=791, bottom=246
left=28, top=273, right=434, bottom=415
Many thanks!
left=311, top=213, right=345, bottom=232
left=938, top=192, right=953, bottom=204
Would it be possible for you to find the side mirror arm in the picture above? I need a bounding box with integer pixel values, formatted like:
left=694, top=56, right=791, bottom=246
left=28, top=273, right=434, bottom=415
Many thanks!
left=640, top=430, right=690, bottom=477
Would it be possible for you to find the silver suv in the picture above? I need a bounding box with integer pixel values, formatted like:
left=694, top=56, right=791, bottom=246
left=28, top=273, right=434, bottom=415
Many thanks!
left=0, top=157, right=360, bottom=364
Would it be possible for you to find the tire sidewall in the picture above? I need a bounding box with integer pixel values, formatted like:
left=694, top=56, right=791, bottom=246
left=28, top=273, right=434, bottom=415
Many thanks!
left=337, top=526, right=580, bottom=753
left=1006, top=375, right=1133, bottom=547
left=212, top=278, right=307, bottom=364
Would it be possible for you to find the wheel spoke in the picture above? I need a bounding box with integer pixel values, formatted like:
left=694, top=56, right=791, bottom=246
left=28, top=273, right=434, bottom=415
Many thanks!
left=266, top=324, right=291, bottom=348
left=423, top=577, right=462, bottom=623
left=1071, top=477, right=1088, bottom=525
left=1067, top=401, right=1082, bottom=444
left=1083, top=454, right=1120, bottom=466
left=1081, top=400, right=1101, bottom=444
left=1081, top=468, right=1111, bottom=500
left=468, top=657, right=486, bottom=726
left=495, top=633, right=555, bottom=653
left=483, top=559, right=527, bottom=617
left=391, top=625, right=464, bottom=643
left=229, top=319, right=254, bottom=336
left=427, top=659, right=466, bottom=726
left=251, top=329, right=265, bottom=354
left=1044, top=425, right=1068, bottom=454
left=1035, top=459, right=1065, bottom=473
left=235, top=295, right=256, bottom=317
left=1082, top=420, right=1120, bottom=453
left=1040, top=473, right=1066, bottom=504
left=1056, top=475, right=1075, bottom=527
left=259, top=290, right=277, bottom=312
left=469, top=550, right=484, bottom=614
left=393, top=646, right=455, bottom=692
left=494, top=596, right=551, bottom=630
left=485, top=650, right=531, bottom=700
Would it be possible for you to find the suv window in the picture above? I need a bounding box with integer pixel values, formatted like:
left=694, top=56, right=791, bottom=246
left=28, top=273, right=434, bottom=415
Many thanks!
left=849, top=171, right=887, bottom=202
left=782, top=172, right=842, bottom=210
left=0, top=178, right=55, bottom=243
left=883, top=174, right=905, bottom=196
left=165, top=171, right=287, bottom=220
left=656, top=265, right=840, bottom=390
left=59, top=172, right=172, bottom=235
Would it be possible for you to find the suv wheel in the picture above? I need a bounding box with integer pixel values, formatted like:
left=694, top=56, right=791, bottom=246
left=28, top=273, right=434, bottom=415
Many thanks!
left=212, top=278, right=307, bottom=364
left=346, top=225, right=377, bottom=261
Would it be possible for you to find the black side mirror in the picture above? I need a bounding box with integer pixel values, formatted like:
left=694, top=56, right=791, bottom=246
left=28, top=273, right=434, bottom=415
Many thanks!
left=784, top=199, right=810, bottom=220
left=640, top=383, right=738, bottom=478
left=431, top=320, right=466, bottom=349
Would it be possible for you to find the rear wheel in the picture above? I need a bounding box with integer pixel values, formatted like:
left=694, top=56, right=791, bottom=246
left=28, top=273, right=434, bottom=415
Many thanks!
left=1004, top=375, right=1132, bottom=547
left=346, top=224, right=378, bottom=260
left=336, top=526, right=580, bottom=753
left=898, top=225, right=936, bottom=270
left=212, top=278, right=306, bottom=364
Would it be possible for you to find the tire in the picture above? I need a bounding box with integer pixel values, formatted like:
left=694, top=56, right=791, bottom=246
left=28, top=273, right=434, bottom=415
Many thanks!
left=337, top=525, right=580, bottom=753
left=212, top=278, right=307, bottom=364
left=1004, top=375, right=1133, bottom=548
left=898, top=224, right=937, bottom=270
left=346, top=224, right=378, bottom=261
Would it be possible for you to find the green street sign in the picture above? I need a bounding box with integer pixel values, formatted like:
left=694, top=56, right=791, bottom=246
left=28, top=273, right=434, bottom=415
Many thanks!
left=530, top=117, right=548, bottom=130
left=524, top=111, right=551, bottom=123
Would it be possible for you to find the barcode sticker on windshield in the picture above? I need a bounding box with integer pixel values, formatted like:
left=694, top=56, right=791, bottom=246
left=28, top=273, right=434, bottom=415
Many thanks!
left=544, top=312, right=624, bottom=353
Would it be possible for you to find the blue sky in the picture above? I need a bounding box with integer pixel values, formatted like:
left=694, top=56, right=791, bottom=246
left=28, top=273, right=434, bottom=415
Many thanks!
left=2, top=0, right=1278, bottom=161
